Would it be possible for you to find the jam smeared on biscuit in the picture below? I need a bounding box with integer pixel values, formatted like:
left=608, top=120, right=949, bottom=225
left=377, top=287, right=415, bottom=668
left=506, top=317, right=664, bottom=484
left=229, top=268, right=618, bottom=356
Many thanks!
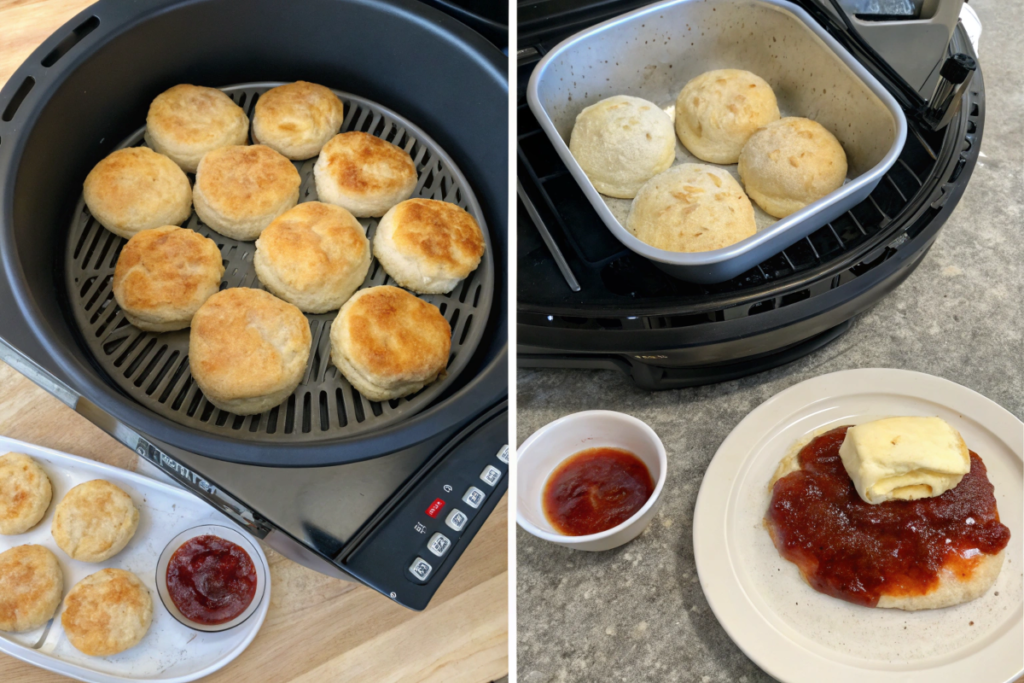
left=765, top=427, right=1010, bottom=607
left=166, top=535, right=257, bottom=625
left=543, top=447, right=654, bottom=536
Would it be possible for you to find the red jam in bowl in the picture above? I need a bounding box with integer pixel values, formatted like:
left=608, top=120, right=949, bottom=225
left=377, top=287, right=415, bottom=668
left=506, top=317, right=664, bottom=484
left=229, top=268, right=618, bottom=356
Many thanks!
left=543, top=446, right=654, bottom=536
left=166, top=534, right=258, bottom=625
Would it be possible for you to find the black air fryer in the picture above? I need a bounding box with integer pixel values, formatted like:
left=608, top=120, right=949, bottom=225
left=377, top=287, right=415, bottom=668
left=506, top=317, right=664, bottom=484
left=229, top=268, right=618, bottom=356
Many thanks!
left=0, top=0, right=507, bottom=611
left=517, top=0, right=982, bottom=389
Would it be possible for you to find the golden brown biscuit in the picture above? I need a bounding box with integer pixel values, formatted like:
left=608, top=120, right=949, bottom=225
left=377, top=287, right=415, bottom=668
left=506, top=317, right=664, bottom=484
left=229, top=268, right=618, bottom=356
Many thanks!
left=313, top=132, right=418, bottom=217
left=0, top=453, right=52, bottom=535
left=252, top=81, right=345, bottom=160
left=330, top=286, right=451, bottom=401
left=675, top=69, right=780, bottom=164
left=0, top=545, right=63, bottom=632
left=189, top=288, right=312, bottom=415
left=193, top=145, right=301, bottom=240
left=568, top=95, right=676, bottom=198
left=83, top=147, right=192, bottom=240
left=62, top=568, right=152, bottom=656
left=738, top=117, right=848, bottom=218
left=51, top=480, right=139, bottom=563
left=626, top=164, right=756, bottom=253
left=254, top=202, right=370, bottom=313
left=144, top=84, right=249, bottom=173
left=112, top=226, right=225, bottom=332
left=373, top=198, right=486, bottom=294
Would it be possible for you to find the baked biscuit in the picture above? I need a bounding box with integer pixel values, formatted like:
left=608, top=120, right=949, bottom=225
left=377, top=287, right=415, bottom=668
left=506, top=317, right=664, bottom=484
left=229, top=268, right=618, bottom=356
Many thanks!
left=52, top=480, right=139, bottom=563
left=62, top=569, right=152, bottom=656
left=373, top=199, right=485, bottom=294
left=113, top=226, right=224, bottom=332
left=252, top=81, right=345, bottom=160
left=313, top=132, right=417, bottom=217
left=254, top=202, right=370, bottom=313
left=569, top=95, right=676, bottom=198
left=193, top=145, right=301, bottom=240
left=0, top=545, right=63, bottom=632
left=626, top=164, right=756, bottom=253
left=190, top=288, right=312, bottom=415
left=0, top=453, right=52, bottom=535
left=675, top=69, right=780, bottom=164
left=330, top=286, right=451, bottom=401
left=83, top=147, right=192, bottom=240
left=144, top=84, right=249, bottom=173
left=738, top=117, right=848, bottom=218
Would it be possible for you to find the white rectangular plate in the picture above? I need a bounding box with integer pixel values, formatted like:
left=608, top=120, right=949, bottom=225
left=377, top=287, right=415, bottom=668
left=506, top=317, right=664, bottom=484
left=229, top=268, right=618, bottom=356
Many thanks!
left=0, top=435, right=269, bottom=683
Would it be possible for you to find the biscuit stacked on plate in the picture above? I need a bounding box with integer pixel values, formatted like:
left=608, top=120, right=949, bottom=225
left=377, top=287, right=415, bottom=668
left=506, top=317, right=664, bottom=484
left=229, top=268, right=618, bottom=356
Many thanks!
left=0, top=452, right=151, bottom=656
left=568, top=69, right=849, bottom=254
left=81, top=81, right=486, bottom=416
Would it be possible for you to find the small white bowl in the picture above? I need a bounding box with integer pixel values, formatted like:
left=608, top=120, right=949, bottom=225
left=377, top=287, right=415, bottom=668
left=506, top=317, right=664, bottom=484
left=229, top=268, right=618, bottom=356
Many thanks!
left=156, top=524, right=268, bottom=632
left=516, top=410, right=667, bottom=551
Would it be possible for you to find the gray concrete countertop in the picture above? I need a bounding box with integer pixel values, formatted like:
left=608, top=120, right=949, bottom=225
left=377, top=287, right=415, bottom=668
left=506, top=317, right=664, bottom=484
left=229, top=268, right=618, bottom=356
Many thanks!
left=515, top=1, right=1023, bottom=680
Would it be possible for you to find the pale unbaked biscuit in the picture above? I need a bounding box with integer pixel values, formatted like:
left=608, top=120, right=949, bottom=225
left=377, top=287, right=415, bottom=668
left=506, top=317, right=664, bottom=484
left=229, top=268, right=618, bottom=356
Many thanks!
left=626, top=164, right=756, bottom=253
left=0, top=453, right=52, bottom=535
left=193, top=145, right=301, bottom=240
left=767, top=429, right=1005, bottom=611
left=252, top=81, right=345, bottom=160
left=83, top=147, right=192, bottom=240
left=144, top=84, right=249, bottom=173
left=62, top=569, right=152, bottom=656
left=330, top=286, right=451, bottom=401
left=675, top=69, right=780, bottom=164
left=738, top=117, right=848, bottom=218
left=52, top=480, right=139, bottom=563
left=373, top=198, right=486, bottom=294
left=313, top=132, right=418, bottom=217
left=568, top=95, right=676, bottom=199
left=113, top=226, right=225, bottom=332
left=0, top=545, right=63, bottom=632
left=254, top=202, right=370, bottom=313
left=189, top=288, right=312, bottom=415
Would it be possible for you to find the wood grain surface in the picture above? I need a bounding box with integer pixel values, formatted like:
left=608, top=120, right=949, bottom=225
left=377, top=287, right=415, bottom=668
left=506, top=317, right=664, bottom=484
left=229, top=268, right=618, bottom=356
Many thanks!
left=0, top=1, right=508, bottom=681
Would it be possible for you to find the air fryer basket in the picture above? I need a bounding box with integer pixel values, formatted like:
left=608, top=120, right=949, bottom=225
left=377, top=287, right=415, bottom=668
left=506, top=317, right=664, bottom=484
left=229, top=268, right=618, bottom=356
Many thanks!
left=0, top=0, right=508, bottom=467
left=67, top=84, right=493, bottom=443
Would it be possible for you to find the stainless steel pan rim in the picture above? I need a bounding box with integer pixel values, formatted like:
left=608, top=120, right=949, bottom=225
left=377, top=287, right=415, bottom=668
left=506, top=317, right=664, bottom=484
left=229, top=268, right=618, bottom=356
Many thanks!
left=526, top=0, right=909, bottom=283
left=65, top=82, right=495, bottom=444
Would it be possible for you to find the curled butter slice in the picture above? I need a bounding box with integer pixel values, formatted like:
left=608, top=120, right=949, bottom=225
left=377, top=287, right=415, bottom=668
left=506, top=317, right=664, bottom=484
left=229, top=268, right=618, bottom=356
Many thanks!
left=838, top=416, right=970, bottom=505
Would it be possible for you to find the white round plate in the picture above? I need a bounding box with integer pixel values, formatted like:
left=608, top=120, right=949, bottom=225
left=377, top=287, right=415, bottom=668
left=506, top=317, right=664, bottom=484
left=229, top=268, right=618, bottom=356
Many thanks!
left=693, top=369, right=1023, bottom=683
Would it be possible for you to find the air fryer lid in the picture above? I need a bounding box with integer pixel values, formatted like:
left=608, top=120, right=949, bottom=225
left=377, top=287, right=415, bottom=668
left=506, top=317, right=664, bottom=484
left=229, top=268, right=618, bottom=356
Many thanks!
left=0, top=0, right=508, bottom=468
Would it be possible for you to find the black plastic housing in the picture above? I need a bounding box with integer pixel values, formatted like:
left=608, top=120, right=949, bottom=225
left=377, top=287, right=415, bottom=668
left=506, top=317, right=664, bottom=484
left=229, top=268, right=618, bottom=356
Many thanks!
left=0, top=0, right=508, bottom=467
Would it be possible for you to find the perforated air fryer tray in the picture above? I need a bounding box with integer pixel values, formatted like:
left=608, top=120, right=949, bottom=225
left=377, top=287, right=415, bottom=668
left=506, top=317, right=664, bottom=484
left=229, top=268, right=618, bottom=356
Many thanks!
left=65, top=83, right=494, bottom=443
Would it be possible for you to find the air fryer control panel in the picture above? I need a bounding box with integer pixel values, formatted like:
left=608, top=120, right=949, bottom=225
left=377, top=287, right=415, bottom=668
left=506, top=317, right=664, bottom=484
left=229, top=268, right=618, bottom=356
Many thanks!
left=342, top=409, right=508, bottom=610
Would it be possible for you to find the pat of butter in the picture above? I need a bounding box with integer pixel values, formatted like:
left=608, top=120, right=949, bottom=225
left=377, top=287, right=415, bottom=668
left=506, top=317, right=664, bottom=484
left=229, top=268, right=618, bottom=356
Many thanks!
left=838, top=417, right=970, bottom=505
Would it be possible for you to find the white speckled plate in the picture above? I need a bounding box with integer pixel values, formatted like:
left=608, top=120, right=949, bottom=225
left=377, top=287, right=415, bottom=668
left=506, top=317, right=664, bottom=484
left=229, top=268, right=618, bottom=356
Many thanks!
left=693, top=369, right=1023, bottom=683
left=0, top=435, right=270, bottom=683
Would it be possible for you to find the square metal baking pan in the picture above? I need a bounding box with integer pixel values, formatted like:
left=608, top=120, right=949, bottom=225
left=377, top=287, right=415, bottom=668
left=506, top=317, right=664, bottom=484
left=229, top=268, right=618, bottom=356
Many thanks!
left=527, top=0, right=908, bottom=284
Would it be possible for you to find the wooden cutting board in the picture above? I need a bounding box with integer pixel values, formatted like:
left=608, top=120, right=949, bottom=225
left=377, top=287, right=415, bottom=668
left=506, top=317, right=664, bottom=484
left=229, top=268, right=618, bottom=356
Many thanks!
left=0, top=2, right=508, bottom=681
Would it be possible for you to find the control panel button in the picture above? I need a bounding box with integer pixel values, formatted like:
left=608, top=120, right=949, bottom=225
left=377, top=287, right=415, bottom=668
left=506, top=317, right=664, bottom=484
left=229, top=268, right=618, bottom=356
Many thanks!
left=427, top=533, right=451, bottom=558
left=425, top=498, right=445, bottom=518
left=408, top=557, right=432, bottom=583
left=480, top=465, right=502, bottom=487
left=445, top=509, right=468, bottom=532
left=496, top=445, right=509, bottom=464
left=463, top=486, right=485, bottom=509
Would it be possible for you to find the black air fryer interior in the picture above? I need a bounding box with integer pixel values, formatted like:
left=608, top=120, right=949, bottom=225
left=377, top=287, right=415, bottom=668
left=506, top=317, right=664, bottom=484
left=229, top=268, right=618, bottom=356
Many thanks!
left=517, top=0, right=982, bottom=389
left=0, top=0, right=508, bottom=466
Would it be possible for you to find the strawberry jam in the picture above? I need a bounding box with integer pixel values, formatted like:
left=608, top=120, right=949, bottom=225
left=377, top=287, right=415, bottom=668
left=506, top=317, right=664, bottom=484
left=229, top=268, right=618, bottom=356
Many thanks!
left=166, top=535, right=257, bottom=625
left=765, top=426, right=1010, bottom=607
left=543, top=447, right=654, bottom=536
